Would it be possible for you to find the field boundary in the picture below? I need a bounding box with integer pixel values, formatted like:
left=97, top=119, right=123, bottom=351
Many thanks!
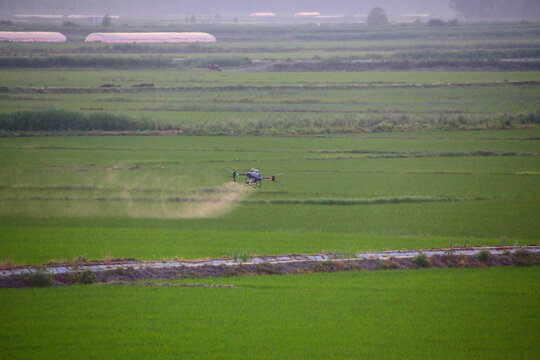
left=1, top=246, right=538, bottom=288
left=3, top=81, right=539, bottom=94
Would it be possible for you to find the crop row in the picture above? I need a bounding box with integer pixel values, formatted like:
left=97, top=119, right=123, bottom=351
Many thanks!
left=2, top=69, right=538, bottom=88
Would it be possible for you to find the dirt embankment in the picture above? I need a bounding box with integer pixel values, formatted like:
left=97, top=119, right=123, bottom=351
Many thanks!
left=1, top=251, right=538, bottom=288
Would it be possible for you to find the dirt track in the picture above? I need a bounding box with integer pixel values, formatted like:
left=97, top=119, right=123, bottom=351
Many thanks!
left=1, top=246, right=538, bottom=288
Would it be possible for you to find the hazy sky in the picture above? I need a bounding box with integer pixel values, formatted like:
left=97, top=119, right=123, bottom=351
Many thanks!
left=1, top=0, right=454, bottom=17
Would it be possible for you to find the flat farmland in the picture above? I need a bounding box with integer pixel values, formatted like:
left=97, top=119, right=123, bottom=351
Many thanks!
left=1, top=20, right=539, bottom=359
left=1, top=70, right=539, bottom=135
left=1, top=268, right=538, bottom=359
left=1, top=70, right=538, bottom=88
left=1, top=131, right=538, bottom=264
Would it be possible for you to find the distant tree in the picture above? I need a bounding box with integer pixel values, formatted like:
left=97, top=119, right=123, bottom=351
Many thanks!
left=101, top=14, right=111, bottom=27
left=366, top=7, right=388, bottom=26
left=427, top=18, right=445, bottom=26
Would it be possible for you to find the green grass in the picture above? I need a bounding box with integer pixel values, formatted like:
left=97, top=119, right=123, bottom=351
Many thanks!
left=1, top=70, right=538, bottom=88
left=0, top=133, right=538, bottom=264
left=0, top=267, right=538, bottom=359
left=0, top=223, right=529, bottom=265
left=1, top=70, right=538, bottom=135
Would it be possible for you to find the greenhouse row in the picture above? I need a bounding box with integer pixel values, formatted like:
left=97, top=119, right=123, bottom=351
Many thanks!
left=0, top=31, right=216, bottom=43
left=85, top=32, right=216, bottom=43
left=0, top=31, right=67, bottom=43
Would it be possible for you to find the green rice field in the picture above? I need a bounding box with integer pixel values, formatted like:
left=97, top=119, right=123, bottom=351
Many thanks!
left=1, top=70, right=539, bottom=134
left=1, top=130, right=538, bottom=264
left=1, top=20, right=539, bottom=359
left=1, top=267, right=538, bottom=359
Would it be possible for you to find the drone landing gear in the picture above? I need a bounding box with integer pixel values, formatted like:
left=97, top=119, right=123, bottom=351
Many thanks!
left=244, top=180, right=261, bottom=187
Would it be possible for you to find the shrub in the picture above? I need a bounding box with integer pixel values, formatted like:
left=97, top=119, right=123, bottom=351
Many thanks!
left=76, top=270, right=96, bottom=284
left=514, top=248, right=536, bottom=267
left=21, top=267, right=54, bottom=287
left=414, top=253, right=430, bottom=267
left=475, top=250, right=490, bottom=263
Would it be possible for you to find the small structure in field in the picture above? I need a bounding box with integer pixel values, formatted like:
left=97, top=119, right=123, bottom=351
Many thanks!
left=85, top=32, right=216, bottom=43
left=0, top=31, right=67, bottom=43
left=68, top=15, right=120, bottom=23
left=249, top=12, right=275, bottom=17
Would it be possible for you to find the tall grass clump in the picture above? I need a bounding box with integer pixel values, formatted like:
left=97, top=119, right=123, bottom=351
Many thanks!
left=20, top=267, right=54, bottom=287
left=0, top=109, right=158, bottom=132
left=514, top=247, right=536, bottom=267
left=475, top=249, right=490, bottom=263
left=77, top=270, right=96, bottom=285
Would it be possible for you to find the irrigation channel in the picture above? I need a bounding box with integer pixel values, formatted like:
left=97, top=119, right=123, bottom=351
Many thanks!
left=1, top=246, right=538, bottom=277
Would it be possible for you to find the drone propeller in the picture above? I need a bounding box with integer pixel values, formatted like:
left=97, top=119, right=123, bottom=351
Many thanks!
left=232, top=171, right=238, bottom=182
left=269, top=174, right=283, bottom=183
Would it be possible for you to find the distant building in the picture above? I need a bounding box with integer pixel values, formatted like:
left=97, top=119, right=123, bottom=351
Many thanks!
left=85, top=32, right=216, bottom=44
left=0, top=31, right=66, bottom=43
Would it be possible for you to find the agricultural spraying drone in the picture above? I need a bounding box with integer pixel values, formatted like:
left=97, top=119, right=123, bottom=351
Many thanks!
left=232, top=168, right=280, bottom=187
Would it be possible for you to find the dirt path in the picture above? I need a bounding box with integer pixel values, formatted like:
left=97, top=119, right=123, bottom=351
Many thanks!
left=1, top=246, right=538, bottom=278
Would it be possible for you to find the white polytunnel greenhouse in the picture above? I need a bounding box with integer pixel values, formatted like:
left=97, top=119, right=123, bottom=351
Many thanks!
left=85, top=32, right=216, bottom=44
left=249, top=12, right=276, bottom=17
left=0, top=31, right=67, bottom=43
left=294, top=12, right=321, bottom=17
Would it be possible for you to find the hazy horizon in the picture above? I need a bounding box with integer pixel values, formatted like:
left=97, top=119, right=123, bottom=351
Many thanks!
left=1, top=0, right=540, bottom=21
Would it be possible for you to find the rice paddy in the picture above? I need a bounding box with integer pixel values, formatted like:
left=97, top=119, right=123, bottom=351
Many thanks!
left=0, top=20, right=539, bottom=359
left=1, top=268, right=538, bottom=359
